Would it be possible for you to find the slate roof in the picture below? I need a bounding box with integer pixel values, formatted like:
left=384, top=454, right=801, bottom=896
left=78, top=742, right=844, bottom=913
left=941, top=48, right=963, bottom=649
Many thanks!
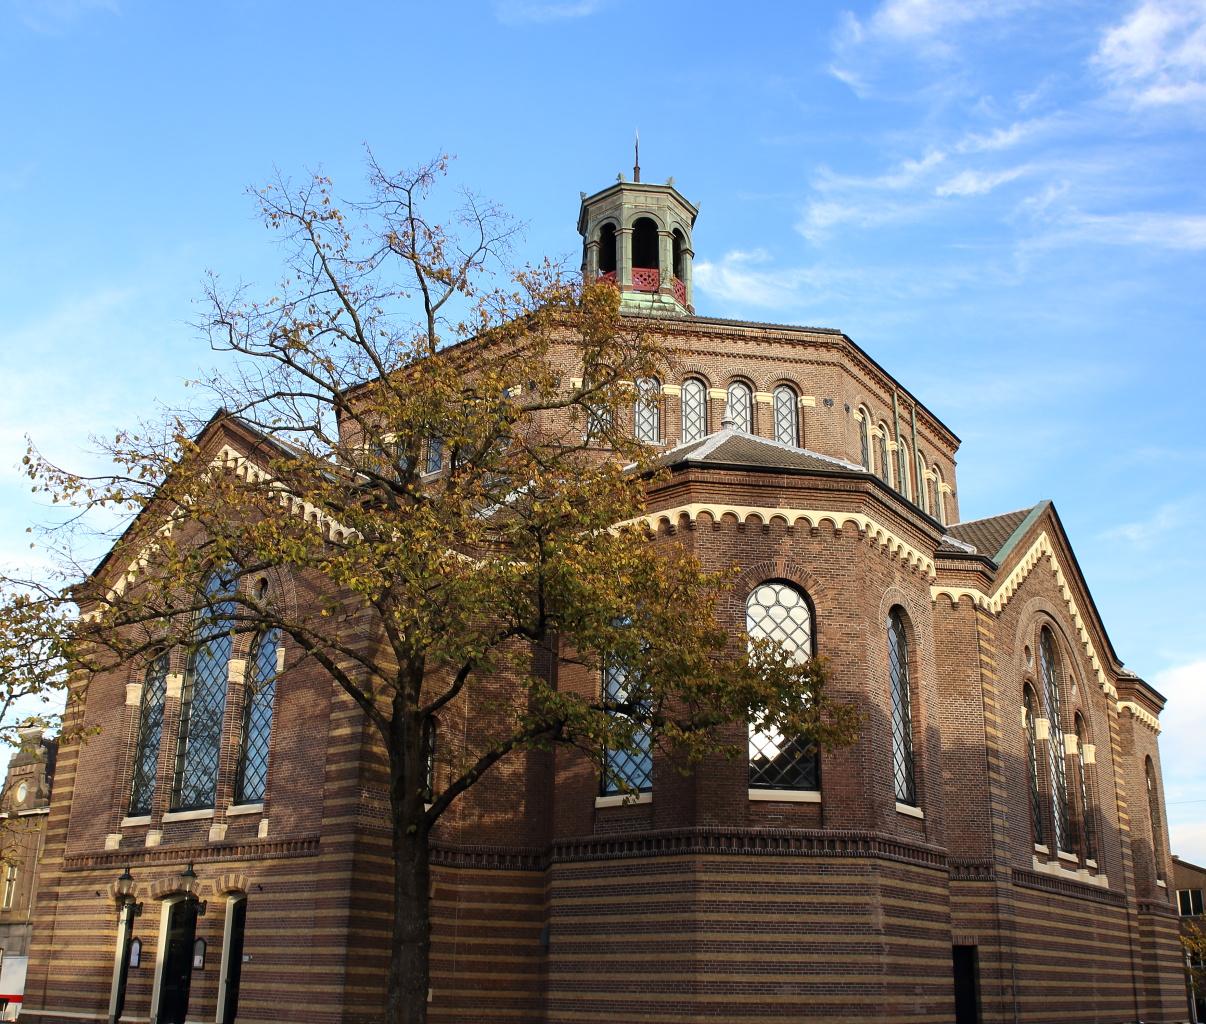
left=945, top=504, right=1043, bottom=562
left=651, top=428, right=868, bottom=475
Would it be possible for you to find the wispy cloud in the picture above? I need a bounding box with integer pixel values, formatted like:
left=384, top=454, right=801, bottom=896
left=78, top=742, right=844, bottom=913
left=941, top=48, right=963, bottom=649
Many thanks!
left=492, top=0, right=608, bottom=25
left=1153, top=657, right=1206, bottom=862
left=1094, top=0, right=1206, bottom=107
left=935, top=165, right=1029, bottom=197
left=1098, top=498, right=1196, bottom=547
left=5, top=0, right=118, bottom=33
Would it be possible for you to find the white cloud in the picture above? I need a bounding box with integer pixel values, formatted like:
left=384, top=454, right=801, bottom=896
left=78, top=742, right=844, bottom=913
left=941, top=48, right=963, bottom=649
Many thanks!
left=935, top=165, right=1029, bottom=197
left=5, top=0, right=117, bottom=32
left=492, top=0, right=607, bottom=24
left=1153, top=658, right=1206, bottom=863
left=1094, top=0, right=1206, bottom=106
left=693, top=250, right=816, bottom=310
left=867, top=0, right=1028, bottom=41
left=1098, top=499, right=1194, bottom=547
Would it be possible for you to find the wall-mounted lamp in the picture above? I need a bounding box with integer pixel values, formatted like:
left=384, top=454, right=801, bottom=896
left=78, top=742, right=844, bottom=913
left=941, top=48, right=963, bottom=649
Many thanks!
left=179, top=862, right=207, bottom=916
left=114, top=866, right=142, bottom=917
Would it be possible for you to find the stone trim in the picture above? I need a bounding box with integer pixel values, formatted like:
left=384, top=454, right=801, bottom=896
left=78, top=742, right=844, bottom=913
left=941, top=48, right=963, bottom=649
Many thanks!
left=62, top=836, right=319, bottom=871
left=1012, top=867, right=1125, bottom=906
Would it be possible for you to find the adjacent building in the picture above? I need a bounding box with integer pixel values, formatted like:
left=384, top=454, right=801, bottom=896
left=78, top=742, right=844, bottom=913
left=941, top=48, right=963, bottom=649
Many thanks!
left=18, top=172, right=1187, bottom=1023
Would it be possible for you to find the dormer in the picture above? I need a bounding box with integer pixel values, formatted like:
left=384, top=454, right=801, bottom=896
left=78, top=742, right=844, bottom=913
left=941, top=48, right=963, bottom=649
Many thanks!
left=578, top=171, right=698, bottom=315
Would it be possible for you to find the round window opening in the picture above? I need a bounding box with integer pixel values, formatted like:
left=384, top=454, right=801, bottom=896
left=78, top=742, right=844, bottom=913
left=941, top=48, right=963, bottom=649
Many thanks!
left=1024, top=644, right=1033, bottom=668
left=16, top=782, right=28, bottom=803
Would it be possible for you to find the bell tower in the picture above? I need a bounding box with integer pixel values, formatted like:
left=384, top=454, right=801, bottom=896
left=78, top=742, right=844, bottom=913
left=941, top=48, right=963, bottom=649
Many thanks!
left=578, top=156, right=698, bottom=315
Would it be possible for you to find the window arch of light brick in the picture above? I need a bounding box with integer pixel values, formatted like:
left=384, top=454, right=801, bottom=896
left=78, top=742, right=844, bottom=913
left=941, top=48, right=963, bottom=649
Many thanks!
left=233, top=627, right=280, bottom=806
left=856, top=406, right=872, bottom=472
left=680, top=377, right=709, bottom=444
left=1039, top=626, right=1072, bottom=854
left=1146, top=755, right=1166, bottom=883
left=129, top=651, right=169, bottom=816
left=634, top=376, right=661, bottom=444
left=1074, top=711, right=1096, bottom=862
left=876, top=422, right=893, bottom=487
left=773, top=384, right=799, bottom=447
left=887, top=606, right=916, bottom=806
left=725, top=380, right=753, bottom=433
left=1023, top=683, right=1045, bottom=847
left=746, top=581, right=819, bottom=791
left=171, top=567, right=239, bottom=811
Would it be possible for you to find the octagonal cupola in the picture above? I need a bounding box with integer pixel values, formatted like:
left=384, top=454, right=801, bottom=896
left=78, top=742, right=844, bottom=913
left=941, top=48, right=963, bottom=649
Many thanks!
left=578, top=159, right=698, bottom=315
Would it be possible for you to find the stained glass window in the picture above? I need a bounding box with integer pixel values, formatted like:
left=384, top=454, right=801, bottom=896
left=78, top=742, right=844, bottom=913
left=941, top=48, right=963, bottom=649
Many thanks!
left=634, top=377, right=661, bottom=443
left=747, top=582, right=819, bottom=791
left=726, top=382, right=752, bottom=433
left=172, top=569, right=236, bottom=811
left=601, top=655, right=651, bottom=794
left=1040, top=627, right=1071, bottom=853
left=1024, top=685, right=1045, bottom=845
left=681, top=378, right=708, bottom=443
left=773, top=385, right=798, bottom=446
left=235, top=629, right=278, bottom=805
left=888, top=609, right=916, bottom=805
left=129, top=652, right=169, bottom=815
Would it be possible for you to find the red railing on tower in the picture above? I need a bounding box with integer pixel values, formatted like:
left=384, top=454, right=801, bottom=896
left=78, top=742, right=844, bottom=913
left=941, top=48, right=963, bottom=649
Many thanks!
left=631, top=267, right=660, bottom=292
left=673, top=277, right=687, bottom=306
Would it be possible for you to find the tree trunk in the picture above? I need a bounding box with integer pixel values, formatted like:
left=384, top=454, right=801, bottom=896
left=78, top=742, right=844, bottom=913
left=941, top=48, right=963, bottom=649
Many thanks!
left=386, top=745, right=432, bottom=1024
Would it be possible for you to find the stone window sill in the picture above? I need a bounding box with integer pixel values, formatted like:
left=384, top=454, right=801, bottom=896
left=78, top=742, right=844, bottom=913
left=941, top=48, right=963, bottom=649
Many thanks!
left=749, top=789, right=821, bottom=803
left=226, top=803, right=264, bottom=817
left=1057, top=849, right=1079, bottom=863
left=120, top=814, right=152, bottom=828
left=595, top=792, right=652, bottom=808
left=896, top=802, right=924, bottom=819
left=163, top=808, right=215, bottom=823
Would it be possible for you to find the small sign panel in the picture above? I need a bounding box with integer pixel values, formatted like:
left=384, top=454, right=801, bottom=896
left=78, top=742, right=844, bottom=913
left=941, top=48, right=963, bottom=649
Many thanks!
left=193, top=937, right=206, bottom=970
left=129, top=937, right=142, bottom=968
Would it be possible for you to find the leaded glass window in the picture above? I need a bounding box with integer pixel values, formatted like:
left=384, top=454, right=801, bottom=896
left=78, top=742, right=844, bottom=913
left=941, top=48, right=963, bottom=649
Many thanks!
left=422, top=717, right=437, bottom=803
left=726, top=381, right=752, bottom=433
left=1075, top=714, right=1094, bottom=861
left=916, top=450, right=929, bottom=513
left=681, top=378, right=708, bottom=443
left=898, top=442, right=911, bottom=500
left=634, top=377, right=661, bottom=443
left=1024, top=685, right=1045, bottom=845
left=172, top=569, right=236, bottom=811
left=773, top=385, right=798, bottom=446
left=585, top=401, right=612, bottom=441
left=876, top=427, right=891, bottom=485
left=1039, top=627, right=1071, bottom=852
left=934, top=469, right=947, bottom=525
left=747, top=582, right=819, bottom=791
left=1147, top=756, right=1165, bottom=882
left=601, top=656, right=651, bottom=794
left=424, top=437, right=443, bottom=475
left=129, top=652, right=169, bottom=815
left=888, top=609, right=916, bottom=805
left=234, top=629, right=278, bottom=805
left=858, top=411, right=871, bottom=470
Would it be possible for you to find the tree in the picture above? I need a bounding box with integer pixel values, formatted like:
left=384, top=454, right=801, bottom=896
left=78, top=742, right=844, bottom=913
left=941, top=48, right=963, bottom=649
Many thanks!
left=11, top=155, right=861, bottom=1024
left=1184, top=918, right=1206, bottom=1012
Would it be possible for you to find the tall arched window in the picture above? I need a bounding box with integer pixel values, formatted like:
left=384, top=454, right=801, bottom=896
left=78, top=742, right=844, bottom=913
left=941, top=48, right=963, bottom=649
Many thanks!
left=1039, top=627, right=1071, bottom=853
left=598, top=222, right=617, bottom=275
left=234, top=628, right=279, bottom=805
left=172, top=568, right=237, bottom=811
left=934, top=467, right=947, bottom=525
left=1075, top=713, right=1095, bottom=862
left=858, top=409, right=871, bottom=470
left=773, top=385, right=798, bottom=447
left=888, top=608, right=916, bottom=805
left=601, top=651, right=652, bottom=795
left=916, top=450, right=929, bottom=514
left=632, top=217, right=659, bottom=273
left=422, top=717, right=437, bottom=803
left=129, top=652, right=169, bottom=815
left=634, top=376, right=661, bottom=443
left=747, top=582, right=818, bottom=791
left=1023, top=684, right=1045, bottom=846
left=876, top=425, right=892, bottom=485
left=1146, top=756, right=1165, bottom=882
left=726, top=381, right=752, bottom=433
left=897, top=440, right=912, bottom=501
left=681, top=378, right=708, bottom=443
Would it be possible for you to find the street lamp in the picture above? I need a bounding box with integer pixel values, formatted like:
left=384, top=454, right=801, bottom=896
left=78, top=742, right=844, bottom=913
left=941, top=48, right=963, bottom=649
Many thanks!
left=108, top=867, right=141, bottom=1024
left=114, top=866, right=142, bottom=916
left=178, top=862, right=206, bottom=915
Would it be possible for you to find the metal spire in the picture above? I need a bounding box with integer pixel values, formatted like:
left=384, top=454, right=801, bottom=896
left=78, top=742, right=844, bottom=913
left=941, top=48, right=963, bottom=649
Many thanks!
left=633, top=129, right=640, bottom=183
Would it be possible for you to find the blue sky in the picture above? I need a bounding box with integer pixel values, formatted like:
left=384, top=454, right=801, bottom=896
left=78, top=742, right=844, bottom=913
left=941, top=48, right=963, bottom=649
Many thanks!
left=2, top=0, right=1205, bottom=860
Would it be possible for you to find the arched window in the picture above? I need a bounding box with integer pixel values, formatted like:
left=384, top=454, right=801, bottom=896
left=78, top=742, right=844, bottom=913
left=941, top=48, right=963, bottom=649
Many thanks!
left=129, top=652, right=169, bottom=815
left=601, top=650, right=652, bottom=795
left=897, top=440, right=912, bottom=501
left=234, top=628, right=279, bottom=805
left=1075, top=713, right=1095, bottom=862
left=726, top=381, right=752, bottom=433
left=598, top=223, right=617, bottom=275
left=1039, top=627, right=1071, bottom=853
left=934, top=467, right=947, bottom=525
left=888, top=608, right=916, bottom=805
left=172, top=568, right=237, bottom=811
left=422, top=717, right=437, bottom=803
left=681, top=378, right=708, bottom=444
left=672, top=229, right=686, bottom=279
left=876, top=425, right=892, bottom=485
left=746, top=582, right=819, bottom=791
left=632, top=217, right=659, bottom=282
left=1147, top=756, right=1165, bottom=882
left=916, top=450, right=929, bottom=513
left=858, top=409, right=871, bottom=471
left=773, top=385, right=799, bottom=446
left=1023, top=684, right=1045, bottom=846
left=634, top=376, right=661, bottom=443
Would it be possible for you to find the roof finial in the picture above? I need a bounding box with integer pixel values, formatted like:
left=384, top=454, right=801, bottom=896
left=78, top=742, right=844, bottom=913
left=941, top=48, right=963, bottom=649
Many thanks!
left=633, top=128, right=640, bottom=183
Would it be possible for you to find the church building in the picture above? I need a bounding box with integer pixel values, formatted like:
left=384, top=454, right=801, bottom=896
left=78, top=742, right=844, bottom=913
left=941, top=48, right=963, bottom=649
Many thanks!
left=18, top=171, right=1185, bottom=1024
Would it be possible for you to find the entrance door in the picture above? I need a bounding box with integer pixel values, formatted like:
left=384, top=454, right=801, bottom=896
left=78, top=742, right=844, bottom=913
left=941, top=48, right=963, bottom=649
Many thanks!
left=158, top=899, right=198, bottom=1024
left=220, top=898, right=248, bottom=1024
left=952, top=945, right=981, bottom=1024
